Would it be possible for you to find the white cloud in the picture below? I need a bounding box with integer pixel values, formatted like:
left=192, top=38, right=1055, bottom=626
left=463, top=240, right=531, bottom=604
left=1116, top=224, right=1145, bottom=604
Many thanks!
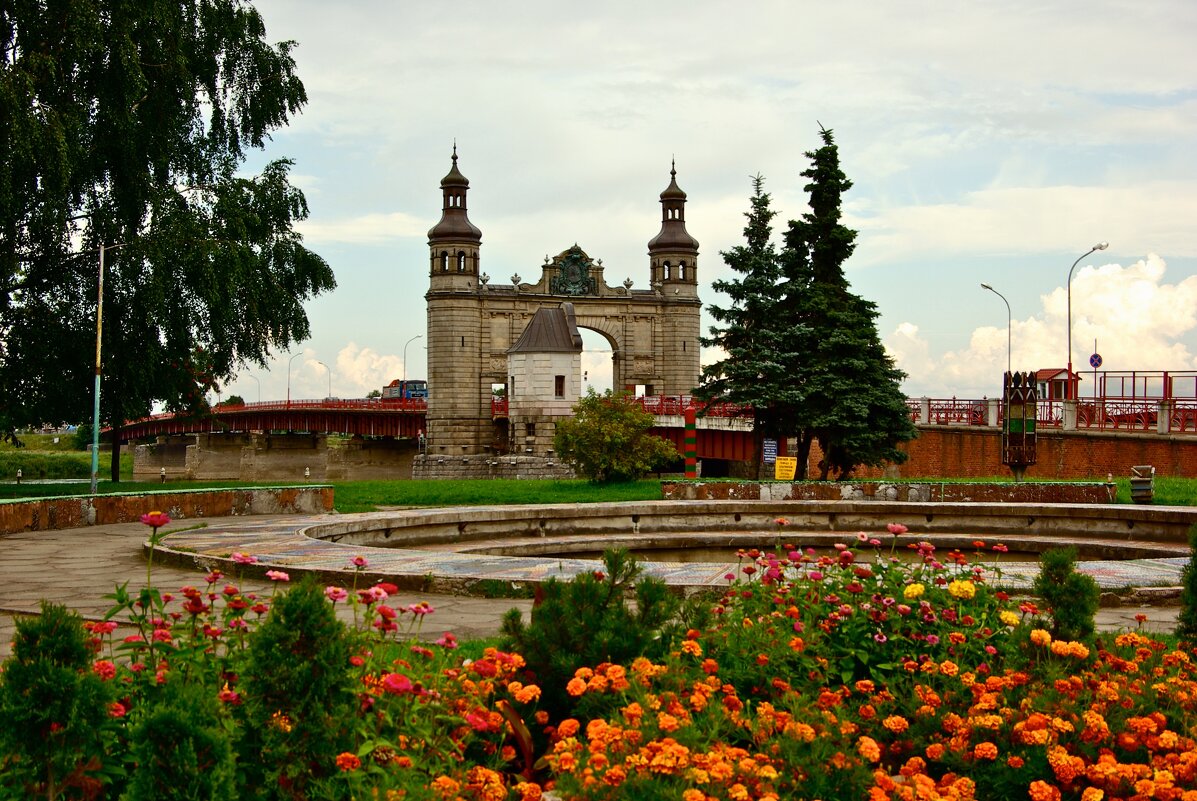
left=296, top=212, right=427, bottom=244
left=891, top=255, right=1197, bottom=397
left=333, top=343, right=405, bottom=397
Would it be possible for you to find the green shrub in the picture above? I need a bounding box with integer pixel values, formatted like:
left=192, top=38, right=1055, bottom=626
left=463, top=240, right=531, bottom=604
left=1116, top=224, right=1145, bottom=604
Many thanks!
left=1177, top=524, right=1197, bottom=643
left=553, top=389, right=680, bottom=483
left=0, top=603, right=114, bottom=800
left=124, top=677, right=235, bottom=801
left=1032, top=546, right=1100, bottom=642
left=234, top=579, right=356, bottom=800
left=500, top=548, right=691, bottom=716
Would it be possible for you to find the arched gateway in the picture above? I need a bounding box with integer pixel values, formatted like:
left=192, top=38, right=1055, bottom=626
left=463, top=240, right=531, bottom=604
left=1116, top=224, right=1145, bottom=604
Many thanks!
left=422, top=147, right=701, bottom=462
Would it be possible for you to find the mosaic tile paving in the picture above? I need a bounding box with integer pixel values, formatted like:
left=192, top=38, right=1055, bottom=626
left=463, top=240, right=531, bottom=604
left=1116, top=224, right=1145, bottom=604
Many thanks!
left=157, top=512, right=1191, bottom=594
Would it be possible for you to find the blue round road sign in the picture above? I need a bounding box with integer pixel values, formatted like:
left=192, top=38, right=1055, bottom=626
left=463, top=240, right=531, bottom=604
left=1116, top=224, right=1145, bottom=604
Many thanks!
left=1089, top=353, right=1103, bottom=368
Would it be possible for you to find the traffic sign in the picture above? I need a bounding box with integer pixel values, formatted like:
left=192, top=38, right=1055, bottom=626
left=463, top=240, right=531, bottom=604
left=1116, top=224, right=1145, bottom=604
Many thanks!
left=1089, top=353, right=1103, bottom=369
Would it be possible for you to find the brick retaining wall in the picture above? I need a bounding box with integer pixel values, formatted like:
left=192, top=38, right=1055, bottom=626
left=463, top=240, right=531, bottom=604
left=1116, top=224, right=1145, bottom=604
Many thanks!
left=662, top=481, right=1113, bottom=504
left=0, top=486, right=333, bottom=536
left=806, top=427, right=1197, bottom=480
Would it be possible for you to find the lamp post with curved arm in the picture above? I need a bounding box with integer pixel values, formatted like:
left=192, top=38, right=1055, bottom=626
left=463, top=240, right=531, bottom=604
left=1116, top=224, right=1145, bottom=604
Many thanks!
left=317, top=360, right=331, bottom=398
left=1067, top=242, right=1109, bottom=399
left=403, top=334, right=423, bottom=385
left=91, top=242, right=127, bottom=495
left=286, top=352, right=303, bottom=408
left=981, top=283, right=1011, bottom=379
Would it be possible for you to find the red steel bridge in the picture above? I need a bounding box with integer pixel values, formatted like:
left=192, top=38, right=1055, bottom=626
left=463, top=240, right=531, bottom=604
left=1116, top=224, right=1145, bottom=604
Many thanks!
left=116, top=370, right=1197, bottom=462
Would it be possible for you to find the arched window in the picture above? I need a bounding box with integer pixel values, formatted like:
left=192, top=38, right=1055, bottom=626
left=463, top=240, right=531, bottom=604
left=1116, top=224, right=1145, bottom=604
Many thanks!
left=677, top=261, right=686, bottom=280
left=441, top=251, right=449, bottom=271
left=663, top=261, right=671, bottom=280
left=457, top=251, right=466, bottom=272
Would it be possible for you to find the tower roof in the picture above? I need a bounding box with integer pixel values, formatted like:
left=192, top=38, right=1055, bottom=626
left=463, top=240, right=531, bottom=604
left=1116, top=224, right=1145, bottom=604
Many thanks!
left=508, top=303, right=583, bottom=354
left=648, top=160, right=699, bottom=253
left=428, top=145, right=482, bottom=243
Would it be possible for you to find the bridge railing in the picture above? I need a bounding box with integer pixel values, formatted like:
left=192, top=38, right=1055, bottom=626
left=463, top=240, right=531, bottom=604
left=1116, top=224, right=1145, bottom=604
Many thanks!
left=632, top=395, right=753, bottom=418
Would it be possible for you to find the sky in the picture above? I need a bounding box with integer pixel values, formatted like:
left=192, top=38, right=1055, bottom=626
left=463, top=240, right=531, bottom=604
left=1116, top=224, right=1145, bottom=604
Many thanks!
left=226, top=0, right=1197, bottom=405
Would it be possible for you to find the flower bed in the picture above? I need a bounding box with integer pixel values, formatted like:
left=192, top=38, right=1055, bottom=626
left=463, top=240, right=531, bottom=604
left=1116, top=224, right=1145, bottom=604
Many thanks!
left=1, top=514, right=1195, bottom=800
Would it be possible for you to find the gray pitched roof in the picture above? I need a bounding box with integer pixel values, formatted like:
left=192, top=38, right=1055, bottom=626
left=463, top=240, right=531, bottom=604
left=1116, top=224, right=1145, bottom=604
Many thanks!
left=508, top=303, right=583, bottom=354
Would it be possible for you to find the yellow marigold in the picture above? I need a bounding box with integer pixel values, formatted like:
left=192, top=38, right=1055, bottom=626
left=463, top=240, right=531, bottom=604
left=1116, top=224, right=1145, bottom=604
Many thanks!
left=904, top=583, right=925, bottom=599
left=948, top=579, right=976, bottom=599
left=883, top=715, right=909, bottom=734
left=1030, top=629, right=1052, bottom=647
left=999, top=610, right=1020, bottom=627
left=858, top=736, right=882, bottom=763
left=1069, top=641, right=1091, bottom=660
left=270, top=711, right=293, bottom=733
left=973, top=742, right=999, bottom=760
left=681, top=640, right=703, bottom=657
left=1080, top=788, right=1104, bottom=801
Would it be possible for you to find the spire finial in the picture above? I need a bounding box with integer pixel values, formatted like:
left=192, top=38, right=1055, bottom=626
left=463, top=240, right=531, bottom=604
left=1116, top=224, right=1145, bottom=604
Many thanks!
left=671, top=156, right=676, bottom=179
left=452, top=139, right=458, bottom=163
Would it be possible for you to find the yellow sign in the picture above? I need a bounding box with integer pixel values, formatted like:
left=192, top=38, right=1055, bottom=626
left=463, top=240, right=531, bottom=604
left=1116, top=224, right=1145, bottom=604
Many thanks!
left=774, top=457, right=798, bottom=481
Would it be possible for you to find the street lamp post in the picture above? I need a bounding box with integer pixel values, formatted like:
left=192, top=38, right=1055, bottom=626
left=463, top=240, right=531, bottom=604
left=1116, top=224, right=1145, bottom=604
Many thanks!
left=980, top=283, right=1012, bottom=379
left=91, top=242, right=126, bottom=495
left=402, top=334, right=423, bottom=385
left=247, top=373, right=260, bottom=404
left=316, top=360, right=331, bottom=398
left=1066, top=242, right=1109, bottom=399
left=286, top=351, right=303, bottom=407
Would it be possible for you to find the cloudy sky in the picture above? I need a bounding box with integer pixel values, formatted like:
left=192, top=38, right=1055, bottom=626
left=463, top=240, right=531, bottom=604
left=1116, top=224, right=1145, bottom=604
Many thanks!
left=229, top=0, right=1197, bottom=404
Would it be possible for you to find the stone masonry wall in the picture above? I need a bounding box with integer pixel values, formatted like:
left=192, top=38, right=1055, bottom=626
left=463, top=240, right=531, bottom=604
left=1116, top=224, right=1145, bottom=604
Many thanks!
left=412, top=453, right=576, bottom=480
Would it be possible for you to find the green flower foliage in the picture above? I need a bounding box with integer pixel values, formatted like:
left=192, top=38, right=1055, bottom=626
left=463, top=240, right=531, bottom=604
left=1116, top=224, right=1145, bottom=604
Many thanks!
left=1032, top=546, right=1100, bottom=642
left=1177, top=523, right=1197, bottom=643
left=553, top=389, right=680, bottom=483
left=235, top=578, right=356, bottom=801
left=124, top=677, right=236, bottom=801
left=0, top=603, right=114, bottom=801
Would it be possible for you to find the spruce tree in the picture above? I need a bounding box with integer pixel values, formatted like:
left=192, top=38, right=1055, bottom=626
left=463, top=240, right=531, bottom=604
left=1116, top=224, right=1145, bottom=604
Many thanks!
left=780, top=127, right=916, bottom=478
left=697, top=175, right=807, bottom=474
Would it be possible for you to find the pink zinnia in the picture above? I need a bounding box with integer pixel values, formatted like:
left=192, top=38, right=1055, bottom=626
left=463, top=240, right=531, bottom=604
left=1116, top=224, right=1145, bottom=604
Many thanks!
left=380, top=672, right=415, bottom=695
left=349, top=555, right=369, bottom=569
left=887, top=523, right=908, bottom=535
left=265, top=570, right=290, bottom=582
left=140, top=511, right=171, bottom=528
left=231, top=552, right=257, bottom=565
left=325, top=586, right=349, bottom=603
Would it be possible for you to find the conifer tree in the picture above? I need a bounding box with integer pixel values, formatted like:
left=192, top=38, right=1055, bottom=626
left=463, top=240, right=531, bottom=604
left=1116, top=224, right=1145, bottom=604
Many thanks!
left=780, top=126, right=916, bottom=479
left=696, top=175, right=807, bottom=474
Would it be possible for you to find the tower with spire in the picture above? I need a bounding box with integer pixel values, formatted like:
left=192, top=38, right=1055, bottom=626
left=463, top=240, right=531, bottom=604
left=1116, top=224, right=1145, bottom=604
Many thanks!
left=417, top=151, right=701, bottom=472
left=647, top=159, right=700, bottom=298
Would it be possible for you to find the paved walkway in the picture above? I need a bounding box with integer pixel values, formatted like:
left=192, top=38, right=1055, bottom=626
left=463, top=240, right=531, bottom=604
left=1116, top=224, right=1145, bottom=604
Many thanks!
left=0, top=512, right=1186, bottom=660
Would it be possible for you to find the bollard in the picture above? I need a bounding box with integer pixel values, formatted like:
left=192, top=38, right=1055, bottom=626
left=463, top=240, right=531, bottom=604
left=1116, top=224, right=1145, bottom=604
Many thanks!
left=160, top=466, right=166, bottom=483
left=16, top=468, right=21, bottom=484
left=304, top=466, right=310, bottom=481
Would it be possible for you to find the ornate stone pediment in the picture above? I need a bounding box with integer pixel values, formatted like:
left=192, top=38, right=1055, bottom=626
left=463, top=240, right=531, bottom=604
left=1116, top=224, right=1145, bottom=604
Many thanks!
left=549, top=245, right=598, bottom=296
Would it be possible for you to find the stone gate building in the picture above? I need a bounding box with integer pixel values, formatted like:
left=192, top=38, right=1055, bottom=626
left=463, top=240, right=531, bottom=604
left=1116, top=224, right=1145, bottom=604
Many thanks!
left=422, top=148, right=702, bottom=466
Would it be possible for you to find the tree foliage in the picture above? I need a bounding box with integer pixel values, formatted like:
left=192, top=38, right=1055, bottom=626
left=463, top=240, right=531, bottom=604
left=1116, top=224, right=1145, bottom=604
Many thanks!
left=0, top=1, right=334, bottom=475
left=698, top=127, right=916, bottom=479
left=554, top=388, right=679, bottom=483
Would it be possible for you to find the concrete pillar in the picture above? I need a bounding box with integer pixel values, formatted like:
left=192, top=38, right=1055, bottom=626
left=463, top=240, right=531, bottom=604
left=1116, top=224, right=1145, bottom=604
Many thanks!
left=986, top=398, right=1001, bottom=427
left=1063, top=399, right=1078, bottom=431
left=1158, top=400, right=1173, bottom=435
left=919, top=397, right=930, bottom=425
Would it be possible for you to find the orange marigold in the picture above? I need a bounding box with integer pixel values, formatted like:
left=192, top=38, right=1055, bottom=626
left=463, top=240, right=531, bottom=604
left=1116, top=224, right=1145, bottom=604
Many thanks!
left=335, top=752, right=361, bottom=772
left=681, top=640, right=703, bottom=657
left=883, top=715, right=910, bottom=734
left=973, top=742, right=999, bottom=760
left=1029, top=780, right=1062, bottom=801
left=566, top=677, right=587, bottom=697
left=858, top=736, right=882, bottom=763
left=1030, top=629, right=1052, bottom=647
